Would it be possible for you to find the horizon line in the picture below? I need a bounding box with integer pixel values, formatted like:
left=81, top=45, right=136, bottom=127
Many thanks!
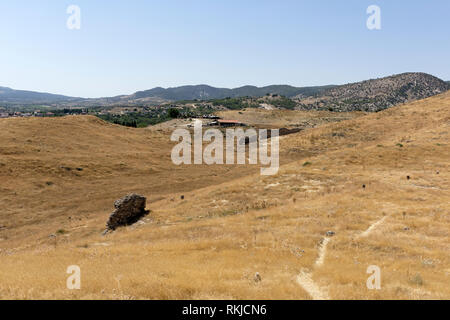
left=1, top=71, right=448, bottom=100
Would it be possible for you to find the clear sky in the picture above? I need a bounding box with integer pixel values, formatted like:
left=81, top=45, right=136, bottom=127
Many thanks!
left=0, top=0, right=449, bottom=98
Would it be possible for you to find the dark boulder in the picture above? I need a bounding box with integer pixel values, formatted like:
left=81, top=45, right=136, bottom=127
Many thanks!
left=106, top=194, right=149, bottom=231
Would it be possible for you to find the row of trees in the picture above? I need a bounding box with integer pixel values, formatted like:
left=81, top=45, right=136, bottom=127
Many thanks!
left=97, top=108, right=182, bottom=128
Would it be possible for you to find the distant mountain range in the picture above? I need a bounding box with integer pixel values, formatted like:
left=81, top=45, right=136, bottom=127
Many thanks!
left=0, top=86, right=78, bottom=105
left=0, top=73, right=448, bottom=108
left=0, top=84, right=336, bottom=107
left=130, top=84, right=336, bottom=101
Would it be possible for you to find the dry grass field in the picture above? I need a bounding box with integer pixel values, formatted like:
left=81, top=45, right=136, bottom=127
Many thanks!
left=216, top=108, right=364, bottom=129
left=147, top=108, right=363, bottom=132
left=0, top=92, right=449, bottom=300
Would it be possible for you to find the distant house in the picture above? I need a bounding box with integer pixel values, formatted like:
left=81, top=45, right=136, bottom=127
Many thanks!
left=0, top=113, right=9, bottom=118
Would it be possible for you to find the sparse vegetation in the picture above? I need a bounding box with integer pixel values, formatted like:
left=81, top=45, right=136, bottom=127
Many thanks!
left=295, top=73, right=449, bottom=112
left=210, top=97, right=259, bottom=110
left=270, top=96, right=297, bottom=110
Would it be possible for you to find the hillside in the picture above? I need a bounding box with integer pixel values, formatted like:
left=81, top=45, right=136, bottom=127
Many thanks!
left=215, top=108, right=364, bottom=129
left=0, top=91, right=449, bottom=299
left=295, top=73, right=449, bottom=112
left=0, top=87, right=77, bottom=105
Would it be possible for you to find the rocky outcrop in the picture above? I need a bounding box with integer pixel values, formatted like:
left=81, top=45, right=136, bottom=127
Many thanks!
left=105, top=194, right=149, bottom=231
left=295, top=73, right=450, bottom=112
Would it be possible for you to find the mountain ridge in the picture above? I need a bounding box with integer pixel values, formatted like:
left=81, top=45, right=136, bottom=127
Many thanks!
left=1, top=72, right=448, bottom=107
left=0, top=86, right=79, bottom=105
left=0, top=84, right=336, bottom=107
left=295, top=72, right=449, bottom=112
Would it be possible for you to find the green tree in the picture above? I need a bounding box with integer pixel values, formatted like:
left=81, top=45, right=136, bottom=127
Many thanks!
left=168, top=108, right=180, bottom=118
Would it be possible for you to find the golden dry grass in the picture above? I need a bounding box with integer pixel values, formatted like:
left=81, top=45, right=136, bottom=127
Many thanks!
left=216, top=108, right=364, bottom=129
left=0, top=92, right=449, bottom=300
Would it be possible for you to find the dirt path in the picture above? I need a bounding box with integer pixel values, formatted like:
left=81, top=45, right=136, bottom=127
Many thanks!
left=296, top=236, right=332, bottom=300
left=296, top=215, right=387, bottom=299
left=296, top=270, right=330, bottom=300
left=358, top=216, right=387, bottom=238
left=315, top=237, right=330, bottom=267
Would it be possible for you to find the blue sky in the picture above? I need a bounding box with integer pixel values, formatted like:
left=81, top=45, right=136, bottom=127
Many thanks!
left=0, top=0, right=449, bottom=98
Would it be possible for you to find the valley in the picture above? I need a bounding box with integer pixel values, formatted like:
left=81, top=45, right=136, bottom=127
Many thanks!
left=0, top=91, right=448, bottom=299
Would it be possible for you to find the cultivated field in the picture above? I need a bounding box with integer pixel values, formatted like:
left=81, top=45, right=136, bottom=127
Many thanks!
left=0, top=92, right=449, bottom=299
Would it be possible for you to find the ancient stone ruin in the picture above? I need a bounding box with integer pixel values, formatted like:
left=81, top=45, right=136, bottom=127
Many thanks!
left=105, top=193, right=149, bottom=232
